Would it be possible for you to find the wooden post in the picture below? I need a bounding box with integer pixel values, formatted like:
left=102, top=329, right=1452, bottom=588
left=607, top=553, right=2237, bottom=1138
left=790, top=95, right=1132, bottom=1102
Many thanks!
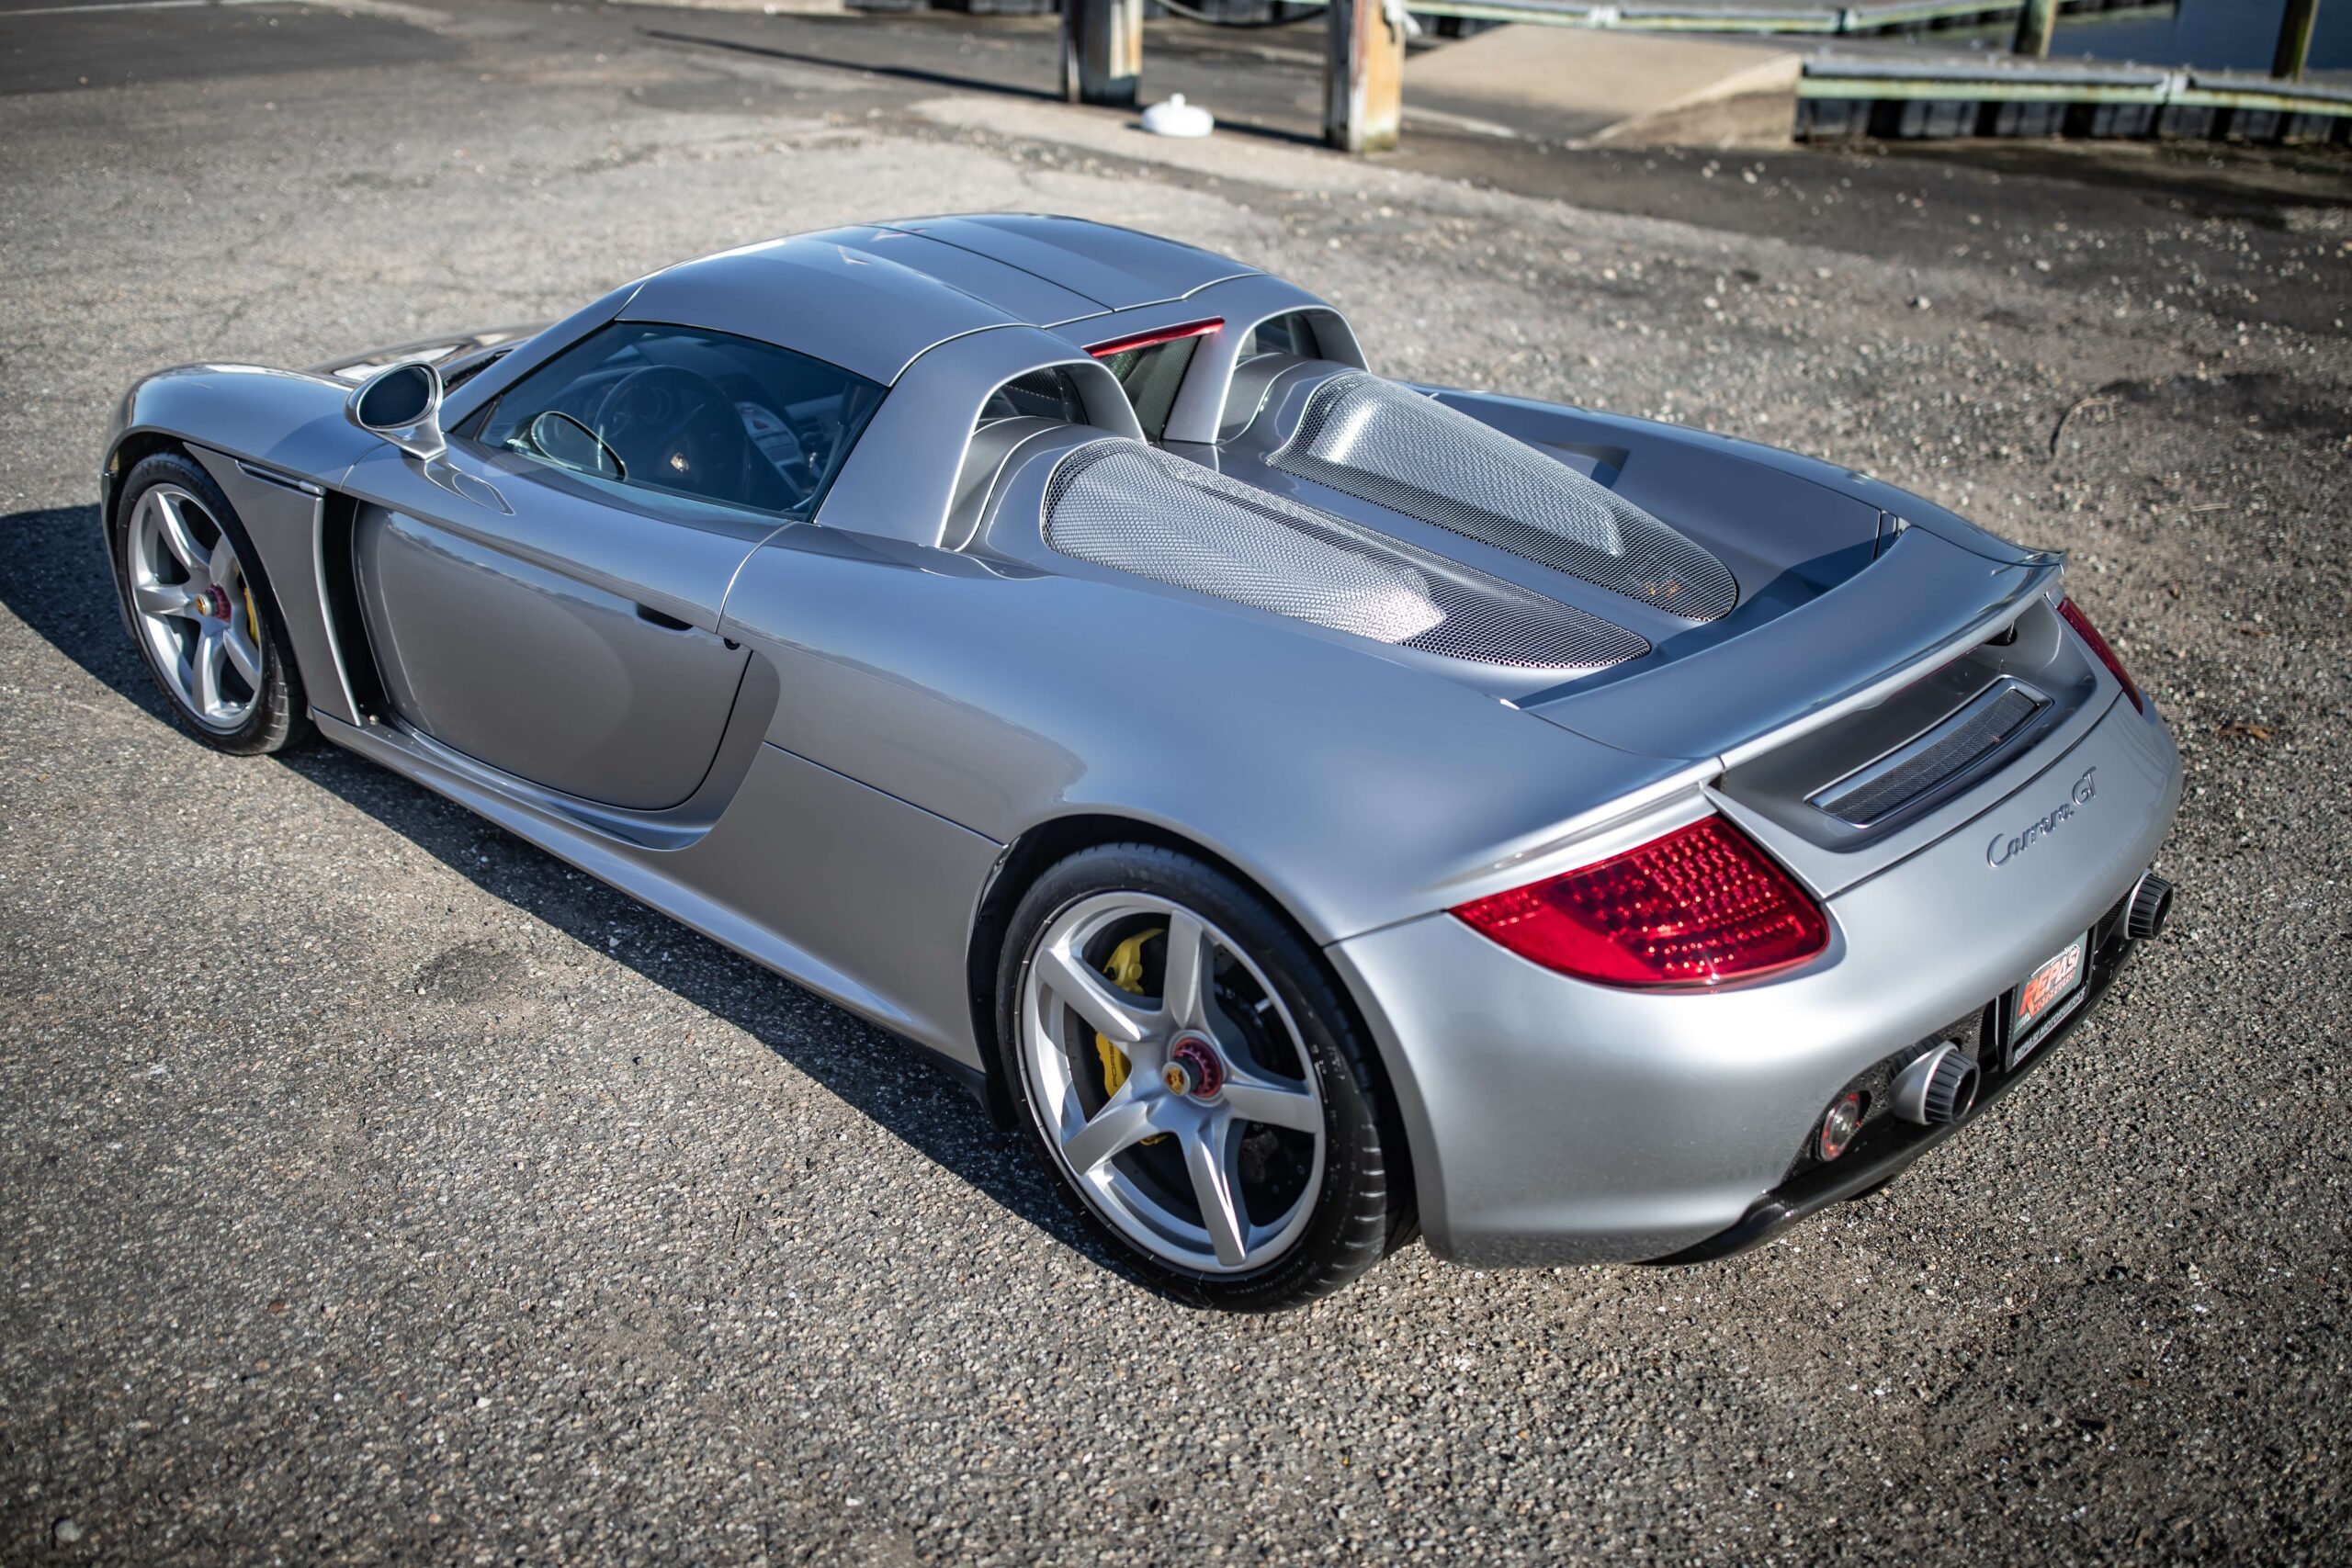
left=2273, top=0, right=2321, bottom=79
left=1062, top=0, right=1142, bottom=108
left=2012, top=0, right=2057, bottom=58
left=1325, top=0, right=1404, bottom=153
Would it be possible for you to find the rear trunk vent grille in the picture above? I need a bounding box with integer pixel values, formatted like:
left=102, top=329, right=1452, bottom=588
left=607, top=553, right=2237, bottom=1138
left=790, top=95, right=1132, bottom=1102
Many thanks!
left=1043, top=441, right=1650, bottom=671
left=1813, top=682, right=2048, bottom=827
left=1269, top=373, right=1738, bottom=623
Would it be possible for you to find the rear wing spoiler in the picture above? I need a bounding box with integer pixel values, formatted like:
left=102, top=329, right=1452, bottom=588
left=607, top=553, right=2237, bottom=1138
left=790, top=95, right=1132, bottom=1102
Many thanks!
left=1525, top=525, right=2065, bottom=767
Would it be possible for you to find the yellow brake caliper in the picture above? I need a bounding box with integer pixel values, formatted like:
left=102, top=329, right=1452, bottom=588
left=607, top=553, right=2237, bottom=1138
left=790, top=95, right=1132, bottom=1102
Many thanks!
left=1094, top=927, right=1169, bottom=1144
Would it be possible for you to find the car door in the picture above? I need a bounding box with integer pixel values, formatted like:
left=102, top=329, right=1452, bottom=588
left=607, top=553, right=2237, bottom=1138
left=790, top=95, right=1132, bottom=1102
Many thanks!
left=339, top=321, right=885, bottom=812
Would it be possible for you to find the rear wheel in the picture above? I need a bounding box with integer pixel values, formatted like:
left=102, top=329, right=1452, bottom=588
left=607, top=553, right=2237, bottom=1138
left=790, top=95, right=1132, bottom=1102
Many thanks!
left=997, top=843, right=1409, bottom=1311
left=112, top=451, right=308, bottom=755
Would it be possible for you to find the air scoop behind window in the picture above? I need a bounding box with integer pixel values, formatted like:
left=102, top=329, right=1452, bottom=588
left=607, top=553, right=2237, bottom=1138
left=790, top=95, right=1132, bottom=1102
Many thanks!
left=1268, top=372, right=1738, bottom=622
left=1043, top=441, right=1650, bottom=672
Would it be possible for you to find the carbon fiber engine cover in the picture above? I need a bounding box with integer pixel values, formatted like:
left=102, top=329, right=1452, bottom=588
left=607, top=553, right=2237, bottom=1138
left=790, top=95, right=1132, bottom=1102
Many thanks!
left=1042, top=441, right=1650, bottom=671
left=1269, top=373, right=1737, bottom=622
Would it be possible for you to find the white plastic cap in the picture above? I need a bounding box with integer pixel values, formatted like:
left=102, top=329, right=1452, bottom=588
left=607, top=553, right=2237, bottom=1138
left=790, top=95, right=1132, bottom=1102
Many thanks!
left=1140, top=93, right=1215, bottom=139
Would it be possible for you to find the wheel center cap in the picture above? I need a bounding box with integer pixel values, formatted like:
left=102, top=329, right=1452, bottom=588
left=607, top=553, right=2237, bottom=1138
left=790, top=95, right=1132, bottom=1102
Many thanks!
left=1162, top=1035, right=1225, bottom=1100
left=201, top=583, right=232, bottom=621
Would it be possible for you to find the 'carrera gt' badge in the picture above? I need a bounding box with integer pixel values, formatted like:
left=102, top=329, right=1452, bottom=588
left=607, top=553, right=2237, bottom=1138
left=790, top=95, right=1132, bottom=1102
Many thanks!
left=1986, top=767, right=2097, bottom=868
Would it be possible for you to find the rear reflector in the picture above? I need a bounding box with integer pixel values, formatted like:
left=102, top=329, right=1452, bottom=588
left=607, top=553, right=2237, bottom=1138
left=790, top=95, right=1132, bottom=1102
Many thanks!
left=1817, top=1092, right=1861, bottom=1161
left=2056, top=594, right=2143, bottom=713
left=1451, top=814, right=1829, bottom=988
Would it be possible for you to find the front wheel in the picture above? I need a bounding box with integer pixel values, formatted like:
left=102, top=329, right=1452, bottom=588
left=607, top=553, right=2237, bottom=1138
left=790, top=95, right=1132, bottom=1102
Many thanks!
left=997, top=843, right=1411, bottom=1312
left=111, top=450, right=309, bottom=756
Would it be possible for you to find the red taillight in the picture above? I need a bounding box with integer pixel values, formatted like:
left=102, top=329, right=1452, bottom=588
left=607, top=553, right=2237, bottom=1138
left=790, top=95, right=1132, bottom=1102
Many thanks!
left=1451, top=815, right=1828, bottom=988
left=2056, top=594, right=2143, bottom=713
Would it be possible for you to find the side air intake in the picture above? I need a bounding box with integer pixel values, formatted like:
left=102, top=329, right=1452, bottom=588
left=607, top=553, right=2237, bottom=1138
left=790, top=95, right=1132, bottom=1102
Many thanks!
left=1269, top=373, right=1738, bottom=622
left=1042, top=442, right=1650, bottom=671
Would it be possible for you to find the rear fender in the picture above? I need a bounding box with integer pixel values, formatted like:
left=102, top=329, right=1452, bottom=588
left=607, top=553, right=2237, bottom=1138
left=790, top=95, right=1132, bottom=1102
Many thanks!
left=718, top=523, right=1700, bottom=948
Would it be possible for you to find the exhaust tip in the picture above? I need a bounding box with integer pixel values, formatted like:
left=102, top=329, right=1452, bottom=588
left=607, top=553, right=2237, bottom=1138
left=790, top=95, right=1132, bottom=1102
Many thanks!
left=2127, top=871, right=2174, bottom=942
left=1923, top=1052, right=1979, bottom=1124
left=1892, top=1043, right=1980, bottom=1127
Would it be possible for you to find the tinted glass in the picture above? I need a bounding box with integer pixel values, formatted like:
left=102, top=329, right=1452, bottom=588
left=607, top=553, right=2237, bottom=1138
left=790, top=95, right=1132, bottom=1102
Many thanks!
left=1094, top=337, right=1202, bottom=443
left=1241, top=313, right=1319, bottom=360
left=479, top=322, right=886, bottom=518
left=978, top=367, right=1088, bottom=427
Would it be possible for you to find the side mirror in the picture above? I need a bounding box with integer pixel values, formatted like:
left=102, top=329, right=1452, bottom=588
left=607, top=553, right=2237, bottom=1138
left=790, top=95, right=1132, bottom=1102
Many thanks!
left=346, top=360, right=447, bottom=462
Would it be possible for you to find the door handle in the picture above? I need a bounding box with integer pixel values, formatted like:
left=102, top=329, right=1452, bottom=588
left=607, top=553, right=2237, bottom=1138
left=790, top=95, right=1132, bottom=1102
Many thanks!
left=634, top=604, right=695, bottom=632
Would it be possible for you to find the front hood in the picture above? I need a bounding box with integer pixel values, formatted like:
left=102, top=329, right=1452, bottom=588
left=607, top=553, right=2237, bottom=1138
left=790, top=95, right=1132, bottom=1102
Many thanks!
left=309, top=324, right=544, bottom=384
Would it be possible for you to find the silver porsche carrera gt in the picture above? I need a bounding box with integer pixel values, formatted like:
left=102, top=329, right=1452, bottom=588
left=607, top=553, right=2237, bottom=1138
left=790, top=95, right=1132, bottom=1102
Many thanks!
left=101, top=216, right=2180, bottom=1309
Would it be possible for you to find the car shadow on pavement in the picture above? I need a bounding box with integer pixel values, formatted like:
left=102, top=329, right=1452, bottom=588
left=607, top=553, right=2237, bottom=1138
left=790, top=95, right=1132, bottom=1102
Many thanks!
left=0, top=502, right=1173, bottom=1299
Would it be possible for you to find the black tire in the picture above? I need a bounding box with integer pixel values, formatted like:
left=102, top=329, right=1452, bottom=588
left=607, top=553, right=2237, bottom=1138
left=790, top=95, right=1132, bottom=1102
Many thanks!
left=996, top=842, right=1413, bottom=1312
left=111, top=449, right=311, bottom=756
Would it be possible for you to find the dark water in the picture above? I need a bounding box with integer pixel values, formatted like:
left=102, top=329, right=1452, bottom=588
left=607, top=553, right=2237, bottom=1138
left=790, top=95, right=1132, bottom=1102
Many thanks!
left=2039, top=0, right=2350, bottom=73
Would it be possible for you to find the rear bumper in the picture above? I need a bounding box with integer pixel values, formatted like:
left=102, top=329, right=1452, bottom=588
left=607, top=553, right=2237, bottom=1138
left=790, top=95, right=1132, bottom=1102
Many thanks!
left=1645, top=887, right=2141, bottom=1265
left=1329, top=693, right=2181, bottom=1268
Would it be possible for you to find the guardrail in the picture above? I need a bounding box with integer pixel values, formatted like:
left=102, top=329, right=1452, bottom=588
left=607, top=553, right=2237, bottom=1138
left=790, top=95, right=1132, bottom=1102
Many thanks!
left=1386, top=0, right=2352, bottom=145
left=1047, top=0, right=2348, bottom=151
left=1398, top=0, right=2165, bottom=36
left=1797, top=55, right=2352, bottom=142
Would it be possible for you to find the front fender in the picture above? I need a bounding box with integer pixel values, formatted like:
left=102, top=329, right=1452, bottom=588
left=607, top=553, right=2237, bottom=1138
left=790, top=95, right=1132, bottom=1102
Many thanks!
left=102, top=365, right=384, bottom=725
left=106, top=363, right=372, bottom=494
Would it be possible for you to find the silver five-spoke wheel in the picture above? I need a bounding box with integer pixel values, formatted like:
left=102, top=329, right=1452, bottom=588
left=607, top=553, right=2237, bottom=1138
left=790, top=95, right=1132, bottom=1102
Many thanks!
left=1021, top=891, right=1327, bottom=1274
left=127, top=482, right=265, bottom=731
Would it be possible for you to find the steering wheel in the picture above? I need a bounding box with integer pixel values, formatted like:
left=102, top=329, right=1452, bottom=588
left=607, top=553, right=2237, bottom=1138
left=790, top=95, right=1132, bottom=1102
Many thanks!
left=591, top=366, right=752, bottom=503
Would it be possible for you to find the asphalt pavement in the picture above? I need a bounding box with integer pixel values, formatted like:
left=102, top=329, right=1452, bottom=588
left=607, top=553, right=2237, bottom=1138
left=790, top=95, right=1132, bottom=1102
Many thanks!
left=0, top=2, right=2347, bottom=1562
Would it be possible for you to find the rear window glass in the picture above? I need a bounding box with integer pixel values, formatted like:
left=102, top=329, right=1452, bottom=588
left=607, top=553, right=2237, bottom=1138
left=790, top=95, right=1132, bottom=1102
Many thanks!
left=978, top=367, right=1089, bottom=426
left=1241, top=312, right=1321, bottom=360
left=477, top=321, right=885, bottom=520
left=1093, top=336, right=1203, bottom=443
